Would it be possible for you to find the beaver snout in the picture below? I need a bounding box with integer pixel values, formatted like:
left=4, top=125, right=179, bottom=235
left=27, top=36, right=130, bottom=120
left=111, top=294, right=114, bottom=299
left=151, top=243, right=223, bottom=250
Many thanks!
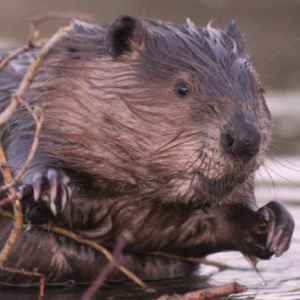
left=221, top=118, right=261, bottom=161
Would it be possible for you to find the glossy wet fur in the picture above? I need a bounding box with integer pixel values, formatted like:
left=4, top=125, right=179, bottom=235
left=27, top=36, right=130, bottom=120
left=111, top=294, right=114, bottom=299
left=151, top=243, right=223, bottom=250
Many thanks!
left=0, top=16, right=294, bottom=284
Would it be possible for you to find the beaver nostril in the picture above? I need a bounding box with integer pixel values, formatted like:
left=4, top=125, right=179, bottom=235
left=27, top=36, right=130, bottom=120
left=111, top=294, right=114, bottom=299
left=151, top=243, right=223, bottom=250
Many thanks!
left=226, top=133, right=235, bottom=148
left=222, top=127, right=261, bottom=160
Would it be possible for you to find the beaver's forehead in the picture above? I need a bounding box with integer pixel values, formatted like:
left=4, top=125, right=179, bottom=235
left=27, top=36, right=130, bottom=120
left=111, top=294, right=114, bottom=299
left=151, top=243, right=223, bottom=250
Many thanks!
left=142, top=36, right=258, bottom=99
left=146, top=21, right=242, bottom=64
left=139, top=22, right=257, bottom=89
left=143, top=29, right=253, bottom=90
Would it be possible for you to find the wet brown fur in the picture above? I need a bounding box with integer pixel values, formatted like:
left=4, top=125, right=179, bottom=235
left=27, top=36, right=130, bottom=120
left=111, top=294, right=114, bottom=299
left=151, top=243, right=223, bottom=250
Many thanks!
left=0, top=17, right=273, bottom=284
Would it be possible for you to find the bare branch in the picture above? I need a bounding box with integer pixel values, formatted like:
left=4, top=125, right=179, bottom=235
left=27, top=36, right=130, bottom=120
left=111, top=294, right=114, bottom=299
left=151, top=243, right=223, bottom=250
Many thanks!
left=0, top=193, right=19, bottom=207
left=0, top=163, right=22, bottom=170
left=0, top=96, right=47, bottom=267
left=0, top=13, right=93, bottom=299
left=12, top=99, right=47, bottom=181
left=0, top=17, right=70, bottom=289
left=29, top=11, right=93, bottom=46
left=82, top=234, right=129, bottom=300
left=0, top=266, right=45, bottom=300
left=0, top=25, right=70, bottom=127
left=0, top=45, right=30, bottom=71
left=0, top=103, right=47, bottom=194
left=0, top=208, right=148, bottom=289
left=0, top=140, right=23, bottom=266
left=156, top=282, right=246, bottom=300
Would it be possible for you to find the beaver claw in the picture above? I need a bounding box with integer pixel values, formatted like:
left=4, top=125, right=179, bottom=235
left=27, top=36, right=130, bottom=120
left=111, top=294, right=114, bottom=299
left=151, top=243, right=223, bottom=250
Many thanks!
left=257, top=201, right=295, bottom=257
left=18, top=169, right=70, bottom=224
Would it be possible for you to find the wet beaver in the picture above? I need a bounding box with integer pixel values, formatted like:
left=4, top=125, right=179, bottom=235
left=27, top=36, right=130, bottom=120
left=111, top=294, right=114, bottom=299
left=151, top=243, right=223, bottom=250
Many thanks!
left=0, top=16, right=294, bottom=284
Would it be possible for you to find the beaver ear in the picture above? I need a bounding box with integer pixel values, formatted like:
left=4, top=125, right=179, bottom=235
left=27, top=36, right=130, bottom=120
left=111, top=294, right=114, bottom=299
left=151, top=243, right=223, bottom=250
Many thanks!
left=106, top=15, right=145, bottom=58
left=226, top=21, right=246, bottom=54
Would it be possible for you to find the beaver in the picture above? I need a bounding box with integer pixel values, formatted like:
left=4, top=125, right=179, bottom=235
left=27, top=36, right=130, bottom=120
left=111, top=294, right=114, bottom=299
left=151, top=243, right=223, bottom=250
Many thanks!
left=0, top=15, right=294, bottom=285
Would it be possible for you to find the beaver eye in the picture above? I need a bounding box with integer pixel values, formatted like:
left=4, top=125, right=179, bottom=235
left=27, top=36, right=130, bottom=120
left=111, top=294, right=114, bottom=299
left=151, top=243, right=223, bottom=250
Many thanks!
left=176, top=83, right=189, bottom=98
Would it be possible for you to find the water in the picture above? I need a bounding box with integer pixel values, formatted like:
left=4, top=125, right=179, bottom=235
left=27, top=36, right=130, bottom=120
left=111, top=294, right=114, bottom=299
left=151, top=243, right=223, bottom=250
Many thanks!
left=203, top=205, right=300, bottom=300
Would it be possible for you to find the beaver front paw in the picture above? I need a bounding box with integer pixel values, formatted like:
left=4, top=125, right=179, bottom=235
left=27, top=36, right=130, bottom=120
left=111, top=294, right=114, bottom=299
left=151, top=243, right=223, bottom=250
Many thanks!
left=244, top=201, right=294, bottom=259
left=257, top=201, right=294, bottom=257
left=18, top=169, right=70, bottom=224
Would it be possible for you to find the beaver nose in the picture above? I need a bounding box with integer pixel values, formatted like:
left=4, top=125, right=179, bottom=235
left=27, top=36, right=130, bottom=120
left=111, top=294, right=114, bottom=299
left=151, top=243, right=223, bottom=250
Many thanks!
left=221, top=125, right=261, bottom=160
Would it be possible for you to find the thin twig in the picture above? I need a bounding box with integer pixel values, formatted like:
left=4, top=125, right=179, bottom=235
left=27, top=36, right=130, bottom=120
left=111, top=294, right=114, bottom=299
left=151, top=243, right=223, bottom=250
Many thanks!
left=0, top=142, right=22, bottom=266
left=0, top=12, right=91, bottom=73
left=156, top=282, right=246, bottom=300
left=0, top=45, right=30, bottom=71
left=41, top=224, right=147, bottom=288
left=0, top=101, right=46, bottom=265
left=0, top=266, right=45, bottom=300
left=12, top=98, right=47, bottom=179
left=82, top=235, right=129, bottom=300
left=0, top=25, right=71, bottom=128
left=0, top=13, right=93, bottom=299
left=0, top=103, right=47, bottom=194
left=0, top=19, right=69, bottom=194
left=0, top=163, right=22, bottom=170
left=0, top=193, right=19, bottom=207
left=0, top=208, right=148, bottom=289
left=29, top=12, right=94, bottom=47
left=0, top=99, right=19, bottom=129
left=0, top=203, right=224, bottom=285
left=0, top=17, right=69, bottom=281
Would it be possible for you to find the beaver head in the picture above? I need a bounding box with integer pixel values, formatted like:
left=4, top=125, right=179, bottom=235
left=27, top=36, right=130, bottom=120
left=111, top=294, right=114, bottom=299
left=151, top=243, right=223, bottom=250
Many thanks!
left=32, top=16, right=272, bottom=206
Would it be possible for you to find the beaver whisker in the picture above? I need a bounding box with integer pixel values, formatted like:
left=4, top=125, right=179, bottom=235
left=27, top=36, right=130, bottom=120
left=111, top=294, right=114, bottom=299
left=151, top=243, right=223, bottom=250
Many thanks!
left=270, top=139, right=300, bottom=146
left=150, top=132, right=205, bottom=158
left=183, top=148, right=202, bottom=172
left=263, top=162, right=295, bottom=185
left=207, top=154, right=213, bottom=182
left=260, top=164, right=276, bottom=194
left=182, top=144, right=209, bottom=175
left=257, top=165, right=276, bottom=195
left=150, top=131, right=189, bottom=156
left=202, top=157, right=212, bottom=192
left=196, top=152, right=209, bottom=174
left=267, top=153, right=300, bottom=173
left=211, top=149, right=221, bottom=186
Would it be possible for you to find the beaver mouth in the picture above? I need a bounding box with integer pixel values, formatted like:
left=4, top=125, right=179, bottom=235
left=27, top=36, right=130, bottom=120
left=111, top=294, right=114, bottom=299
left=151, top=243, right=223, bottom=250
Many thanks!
left=197, top=169, right=250, bottom=198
